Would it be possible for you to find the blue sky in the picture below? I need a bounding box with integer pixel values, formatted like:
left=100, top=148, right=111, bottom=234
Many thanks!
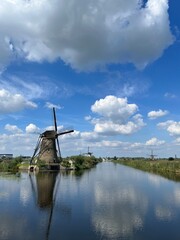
left=0, top=0, right=180, bottom=158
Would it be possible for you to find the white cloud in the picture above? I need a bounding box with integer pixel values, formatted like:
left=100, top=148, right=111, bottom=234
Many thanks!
left=121, top=83, right=137, bottom=97
left=94, top=115, right=145, bottom=135
left=0, top=0, right=174, bottom=71
left=146, top=137, right=165, bottom=146
left=0, top=89, right=37, bottom=114
left=67, top=130, right=80, bottom=139
left=148, top=109, right=169, bottom=119
left=167, top=122, right=180, bottom=136
left=46, top=125, right=64, bottom=132
left=0, top=132, right=37, bottom=156
left=84, top=115, right=92, bottom=121
left=174, top=138, right=180, bottom=144
left=91, top=95, right=138, bottom=123
left=98, top=140, right=127, bottom=148
left=158, top=120, right=180, bottom=136
left=91, top=96, right=145, bottom=135
left=0, top=75, right=59, bottom=101
left=45, top=102, right=63, bottom=110
left=80, top=132, right=99, bottom=141
left=157, top=120, right=174, bottom=129
left=130, top=142, right=143, bottom=148
left=5, top=76, right=45, bottom=100
left=25, top=123, right=40, bottom=134
left=5, top=124, right=22, bottom=134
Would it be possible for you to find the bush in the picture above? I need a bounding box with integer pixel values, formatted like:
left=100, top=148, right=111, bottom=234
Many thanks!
left=61, top=160, right=72, bottom=169
left=63, top=155, right=101, bottom=170
left=0, top=158, right=22, bottom=172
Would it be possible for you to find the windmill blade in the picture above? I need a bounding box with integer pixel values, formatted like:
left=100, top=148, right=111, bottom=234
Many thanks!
left=56, top=138, right=62, bottom=161
left=30, top=136, right=41, bottom=164
left=53, top=107, right=58, bottom=132
left=57, top=129, right=74, bottom=136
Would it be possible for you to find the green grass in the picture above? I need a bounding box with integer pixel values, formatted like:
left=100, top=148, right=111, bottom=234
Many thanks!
left=114, top=159, right=180, bottom=181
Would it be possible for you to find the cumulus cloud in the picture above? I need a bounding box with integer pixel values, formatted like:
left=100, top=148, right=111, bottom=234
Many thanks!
left=0, top=0, right=174, bottom=71
left=5, top=124, right=22, bottom=134
left=167, top=123, right=180, bottom=136
left=91, top=95, right=138, bottom=123
left=158, top=120, right=180, bottom=136
left=148, top=109, right=169, bottom=119
left=0, top=89, right=37, bottom=114
left=91, top=96, right=145, bottom=135
left=157, top=120, right=174, bottom=129
left=145, top=137, right=165, bottom=146
left=25, top=123, right=40, bottom=134
left=94, top=114, right=145, bottom=135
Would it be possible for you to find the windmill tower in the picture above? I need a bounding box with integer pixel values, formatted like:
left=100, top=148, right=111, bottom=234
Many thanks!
left=30, top=107, right=74, bottom=170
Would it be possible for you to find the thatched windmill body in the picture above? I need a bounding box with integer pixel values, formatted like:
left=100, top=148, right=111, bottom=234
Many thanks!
left=30, top=108, right=74, bottom=170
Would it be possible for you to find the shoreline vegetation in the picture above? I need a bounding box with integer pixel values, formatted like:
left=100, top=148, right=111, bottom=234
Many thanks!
left=114, top=158, right=180, bottom=181
left=0, top=155, right=102, bottom=173
left=2, top=155, right=180, bottom=182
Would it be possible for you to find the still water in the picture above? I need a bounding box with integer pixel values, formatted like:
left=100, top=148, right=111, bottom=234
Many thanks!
left=1, top=162, right=180, bottom=240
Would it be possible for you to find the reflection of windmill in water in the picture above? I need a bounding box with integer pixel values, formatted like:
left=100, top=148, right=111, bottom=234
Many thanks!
left=29, top=172, right=71, bottom=240
left=29, top=172, right=59, bottom=239
left=29, top=172, right=58, bottom=208
left=29, top=107, right=74, bottom=171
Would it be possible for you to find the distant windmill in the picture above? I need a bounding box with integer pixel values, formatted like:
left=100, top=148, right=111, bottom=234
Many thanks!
left=148, top=150, right=157, bottom=160
left=84, top=147, right=93, bottom=157
left=30, top=107, right=74, bottom=170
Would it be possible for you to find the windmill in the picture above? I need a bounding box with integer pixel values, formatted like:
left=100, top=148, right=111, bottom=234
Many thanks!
left=84, top=147, right=93, bottom=157
left=30, top=107, right=74, bottom=170
left=148, top=150, right=157, bottom=160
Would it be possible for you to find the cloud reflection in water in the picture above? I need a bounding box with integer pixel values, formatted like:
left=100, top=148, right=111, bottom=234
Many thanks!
left=92, top=165, right=148, bottom=239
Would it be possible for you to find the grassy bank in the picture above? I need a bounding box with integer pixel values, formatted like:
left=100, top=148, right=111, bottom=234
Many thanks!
left=114, top=158, right=180, bottom=181
left=0, top=155, right=102, bottom=172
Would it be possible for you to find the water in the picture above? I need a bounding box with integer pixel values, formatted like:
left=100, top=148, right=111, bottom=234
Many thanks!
left=1, top=162, right=180, bottom=240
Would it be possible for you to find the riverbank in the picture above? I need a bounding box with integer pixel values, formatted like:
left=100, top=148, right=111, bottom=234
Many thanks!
left=0, top=157, right=22, bottom=172
left=0, top=155, right=102, bottom=172
left=61, top=155, right=102, bottom=170
left=114, top=159, right=180, bottom=181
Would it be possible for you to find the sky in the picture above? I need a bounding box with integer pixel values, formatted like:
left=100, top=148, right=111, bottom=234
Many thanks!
left=0, top=0, right=180, bottom=158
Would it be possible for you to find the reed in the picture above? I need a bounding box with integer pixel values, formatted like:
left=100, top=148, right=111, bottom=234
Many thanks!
left=115, top=159, right=180, bottom=177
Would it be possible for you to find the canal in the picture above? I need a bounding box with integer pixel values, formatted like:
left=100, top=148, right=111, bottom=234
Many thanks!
left=0, top=162, right=180, bottom=240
